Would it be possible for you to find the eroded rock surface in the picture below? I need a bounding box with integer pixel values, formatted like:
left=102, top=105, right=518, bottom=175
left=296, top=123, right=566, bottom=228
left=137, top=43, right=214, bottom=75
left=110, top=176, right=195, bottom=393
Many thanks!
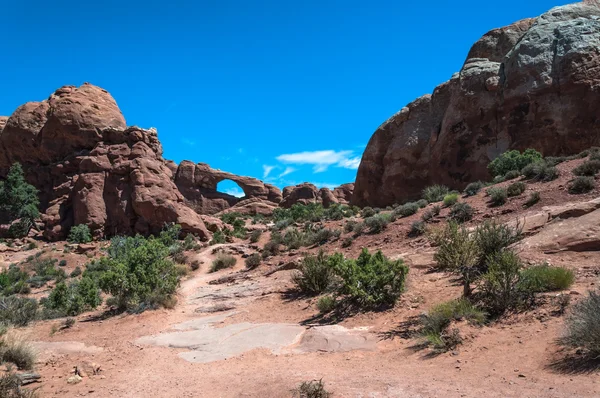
left=353, top=3, right=600, bottom=206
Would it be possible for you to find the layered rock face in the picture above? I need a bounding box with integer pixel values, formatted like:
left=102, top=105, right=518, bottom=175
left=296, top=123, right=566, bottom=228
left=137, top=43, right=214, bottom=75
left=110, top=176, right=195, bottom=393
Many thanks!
left=353, top=3, right=600, bottom=207
left=0, top=84, right=209, bottom=240
left=174, top=161, right=282, bottom=214
left=280, top=183, right=354, bottom=208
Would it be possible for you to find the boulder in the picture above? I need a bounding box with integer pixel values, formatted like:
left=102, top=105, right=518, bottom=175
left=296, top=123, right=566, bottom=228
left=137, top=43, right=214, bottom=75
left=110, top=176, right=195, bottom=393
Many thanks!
left=0, top=84, right=210, bottom=241
left=353, top=3, right=600, bottom=206
left=280, top=183, right=320, bottom=208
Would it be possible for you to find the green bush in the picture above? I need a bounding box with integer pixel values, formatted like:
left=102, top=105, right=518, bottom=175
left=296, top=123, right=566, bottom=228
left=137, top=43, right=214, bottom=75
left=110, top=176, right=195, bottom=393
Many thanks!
left=292, top=379, right=332, bottom=398
left=364, top=214, right=390, bottom=234
left=449, top=203, right=474, bottom=223
left=334, top=249, right=408, bottom=309
left=521, top=161, right=559, bottom=182
left=69, top=266, right=82, bottom=278
left=394, top=202, right=420, bottom=218
left=0, top=332, right=36, bottom=370
left=292, top=252, right=340, bottom=296
left=443, top=193, right=459, bottom=207
left=342, top=236, right=354, bottom=248
left=282, top=228, right=306, bottom=250
left=474, top=220, right=522, bottom=266
left=409, top=221, right=426, bottom=237
left=306, top=228, right=340, bottom=246
left=524, top=191, right=540, bottom=207
left=416, top=199, right=428, bottom=208
left=68, top=224, right=92, bottom=244
left=58, top=260, right=67, bottom=267
left=492, top=175, right=506, bottom=184
left=210, top=254, right=237, bottom=273
left=519, top=264, right=575, bottom=293
left=210, top=231, right=227, bottom=245
left=245, top=253, right=261, bottom=269
left=422, top=185, right=450, bottom=203
left=560, top=291, right=600, bottom=356
left=507, top=182, right=526, bottom=197
left=0, top=373, right=38, bottom=398
left=249, top=229, right=262, bottom=243
left=488, top=149, right=542, bottom=178
left=434, top=222, right=480, bottom=297
left=480, top=250, right=523, bottom=315
left=352, top=222, right=366, bottom=236
left=360, top=207, right=376, bottom=218
left=0, top=296, right=38, bottom=327
left=504, top=170, right=521, bottom=180
left=569, top=176, right=595, bottom=194
left=0, top=163, right=40, bottom=238
left=573, top=160, right=600, bottom=177
left=0, top=265, right=30, bottom=296
left=464, top=181, right=485, bottom=197
left=262, top=236, right=281, bottom=259
left=343, top=220, right=357, bottom=233
left=487, top=187, right=507, bottom=206
left=44, top=278, right=102, bottom=317
left=316, top=295, right=336, bottom=313
left=97, top=235, right=181, bottom=310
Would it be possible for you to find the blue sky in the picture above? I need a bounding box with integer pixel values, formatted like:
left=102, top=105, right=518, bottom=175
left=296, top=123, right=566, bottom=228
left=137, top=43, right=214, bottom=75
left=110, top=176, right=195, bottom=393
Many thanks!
left=0, top=0, right=571, bottom=197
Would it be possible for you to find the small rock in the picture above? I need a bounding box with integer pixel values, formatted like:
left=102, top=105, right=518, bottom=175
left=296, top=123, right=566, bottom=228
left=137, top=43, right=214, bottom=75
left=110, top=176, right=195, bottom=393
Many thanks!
left=518, top=374, right=526, bottom=378
left=67, top=375, right=83, bottom=384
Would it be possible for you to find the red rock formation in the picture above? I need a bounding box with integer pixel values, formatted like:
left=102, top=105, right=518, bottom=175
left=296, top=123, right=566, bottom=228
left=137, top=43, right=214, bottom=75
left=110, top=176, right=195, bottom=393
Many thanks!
left=280, top=183, right=354, bottom=208
left=0, top=84, right=209, bottom=241
left=353, top=3, right=600, bottom=207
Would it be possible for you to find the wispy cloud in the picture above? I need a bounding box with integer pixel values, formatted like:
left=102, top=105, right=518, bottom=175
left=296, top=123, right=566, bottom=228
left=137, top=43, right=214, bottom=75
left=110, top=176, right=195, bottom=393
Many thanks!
left=263, top=165, right=275, bottom=179
left=278, top=166, right=296, bottom=178
left=224, top=187, right=245, bottom=198
left=181, top=138, right=196, bottom=146
left=276, top=150, right=361, bottom=173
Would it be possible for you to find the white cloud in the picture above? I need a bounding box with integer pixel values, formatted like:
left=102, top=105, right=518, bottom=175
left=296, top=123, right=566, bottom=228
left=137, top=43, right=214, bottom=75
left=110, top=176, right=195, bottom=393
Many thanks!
left=262, top=165, right=275, bottom=179
left=224, top=187, right=245, bottom=198
left=278, top=167, right=296, bottom=178
left=276, top=150, right=361, bottom=172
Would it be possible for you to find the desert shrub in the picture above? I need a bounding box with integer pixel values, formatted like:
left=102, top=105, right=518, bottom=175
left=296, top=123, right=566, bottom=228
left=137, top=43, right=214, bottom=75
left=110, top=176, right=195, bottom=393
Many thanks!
left=58, top=260, right=67, bottom=267
left=27, top=258, right=66, bottom=287
left=449, top=202, right=474, bottom=223
left=422, top=185, right=450, bottom=203
left=591, top=152, right=600, bottom=162
left=0, top=266, right=30, bottom=297
left=521, top=161, right=559, bottom=182
left=43, top=278, right=101, bottom=317
left=249, top=229, right=262, bottom=243
left=25, top=242, right=37, bottom=251
left=274, top=218, right=293, bottom=231
left=352, top=221, right=366, bottom=236
left=210, top=231, right=227, bottom=245
left=210, top=254, right=236, bottom=273
left=363, top=214, right=390, bottom=234
left=292, top=252, right=340, bottom=296
left=524, top=191, right=540, bottom=207
left=343, top=220, right=357, bottom=233
left=488, top=149, right=542, bottom=177
left=519, top=264, right=575, bottom=293
left=409, top=221, right=426, bottom=237
left=443, top=193, right=459, bottom=207
left=487, top=187, right=507, bottom=206
left=0, top=373, right=38, bottom=398
left=360, top=206, right=376, bottom=218
left=569, top=176, right=595, bottom=194
left=0, top=332, right=36, bottom=370
left=292, top=379, right=332, bottom=398
left=341, top=236, right=354, bottom=248
left=560, top=291, right=600, bottom=356
left=573, top=160, right=600, bottom=177
left=434, top=222, right=480, bottom=297
left=0, top=297, right=38, bottom=327
left=97, top=235, right=180, bottom=311
left=417, top=199, right=428, bottom=208
left=504, top=169, right=521, bottom=180
left=474, top=220, right=522, bottom=264
left=421, top=298, right=485, bottom=350
left=282, top=228, right=306, bottom=250
left=480, top=250, right=523, bottom=315
left=333, top=249, right=408, bottom=309
left=262, top=235, right=281, bottom=258
left=507, top=181, right=526, bottom=197
left=464, top=181, right=485, bottom=197
left=68, top=266, right=81, bottom=279
left=492, top=175, right=506, bottom=184
left=306, top=228, right=340, bottom=246
left=0, top=163, right=40, bottom=238
left=545, top=156, right=570, bottom=166
left=245, top=253, right=261, bottom=269
left=67, top=224, right=92, bottom=244
left=316, top=295, right=336, bottom=313
left=395, top=202, right=420, bottom=218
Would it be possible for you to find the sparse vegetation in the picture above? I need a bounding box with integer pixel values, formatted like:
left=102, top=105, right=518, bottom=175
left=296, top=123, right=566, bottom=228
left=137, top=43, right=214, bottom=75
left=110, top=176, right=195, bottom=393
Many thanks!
left=245, top=253, right=261, bottom=269
left=479, top=250, right=524, bottom=315
left=67, top=224, right=92, bottom=244
left=507, top=181, right=526, bottom=197
left=292, top=379, right=332, bottom=398
left=518, top=264, right=575, bottom=293
left=487, top=187, right=508, bottom=206
left=521, top=161, right=559, bottom=182
left=568, top=176, right=595, bottom=194
left=560, top=290, right=600, bottom=357
left=416, top=199, right=428, bottom=208
left=0, top=163, right=40, bottom=238
left=210, top=254, right=237, bottom=273
left=422, top=185, right=450, bottom=203
left=249, top=229, right=262, bottom=243
left=0, top=297, right=38, bottom=327
left=503, top=169, right=521, bottom=180
left=393, top=202, right=420, bottom=218
left=488, top=149, right=542, bottom=178
left=316, top=296, right=336, bottom=313
left=292, top=251, right=339, bottom=296
left=524, top=191, right=540, bottom=207
left=0, top=373, right=39, bottom=398
left=421, top=205, right=441, bottom=223
left=409, top=221, right=426, bottom=237
left=363, top=214, right=390, bottom=234
left=341, top=236, right=353, bottom=248
left=449, top=202, right=474, bottom=223
left=0, top=331, right=36, bottom=370
left=210, top=231, right=227, bottom=245
left=464, top=181, right=485, bottom=197
left=573, top=159, right=600, bottom=177
left=43, top=278, right=102, bottom=317
left=443, top=193, right=459, bottom=207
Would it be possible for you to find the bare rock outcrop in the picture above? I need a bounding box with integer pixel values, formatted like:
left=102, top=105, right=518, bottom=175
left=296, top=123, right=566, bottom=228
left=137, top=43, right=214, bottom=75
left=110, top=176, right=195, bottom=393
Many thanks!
left=0, top=84, right=209, bottom=240
left=174, top=161, right=282, bottom=214
left=280, top=183, right=354, bottom=208
left=353, top=3, right=600, bottom=207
